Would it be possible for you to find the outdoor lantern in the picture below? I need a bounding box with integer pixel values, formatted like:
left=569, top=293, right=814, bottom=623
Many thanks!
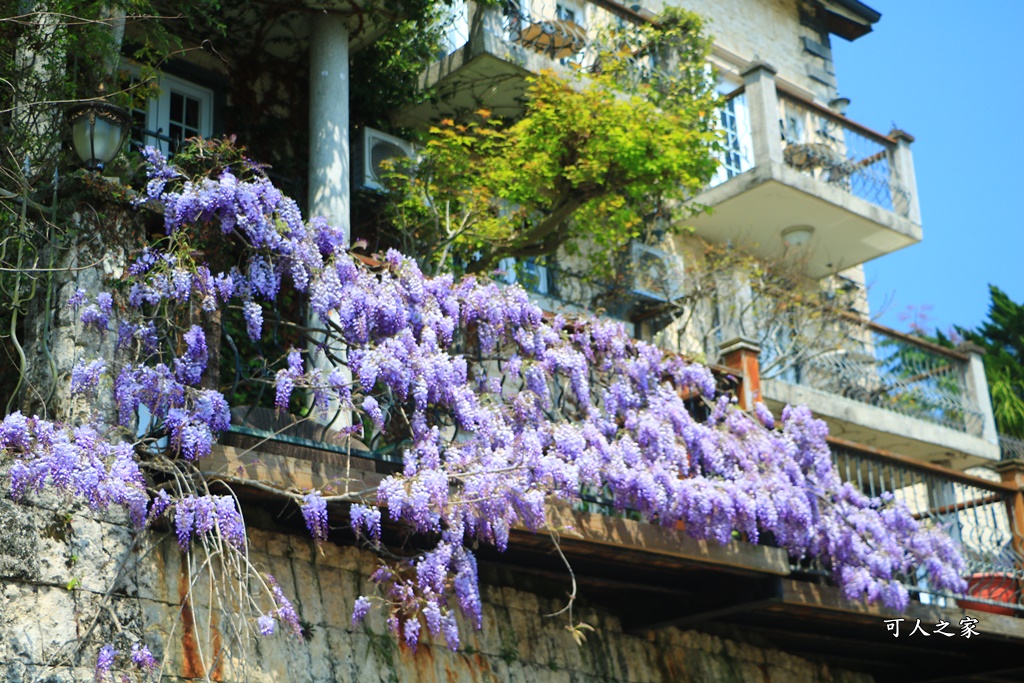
left=67, top=99, right=130, bottom=171
left=782, top=224, right=815, bottom=248
left=828, top=96, right=851, bottom=116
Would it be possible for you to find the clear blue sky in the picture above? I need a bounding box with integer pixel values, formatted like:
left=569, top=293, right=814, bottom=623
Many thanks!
left=831, top=0, right=1024, bottom=336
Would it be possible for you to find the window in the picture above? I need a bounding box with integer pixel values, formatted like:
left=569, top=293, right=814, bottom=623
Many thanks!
left=710, top=78, right=753, bottom=187
left=131, top=71, right=214, bottom=155
left=554, top=2, right=585, bottom=64
left=439, top=1, right=470, bottom=57
left=498, top=257, right=551, bottom=296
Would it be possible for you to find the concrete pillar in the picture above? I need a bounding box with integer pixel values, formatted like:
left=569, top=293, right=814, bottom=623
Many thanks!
left=715, top=269, right=755, bottom=344
left=993, top=460, right=1024, bottom=559
left=960, top=342, right=999, bottom=445
left=739, top=61, right=783, bottom=169
left=307, top=14, right=351, bottom=429
left=720, top=336, right=762, bottom=411
left=308, top=13, right=350, bottom=239
left=888, top=128, right=921, bottom=225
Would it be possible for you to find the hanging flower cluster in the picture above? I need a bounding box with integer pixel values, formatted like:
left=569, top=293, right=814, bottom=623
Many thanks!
left=0, top=146, right=966, bottom=666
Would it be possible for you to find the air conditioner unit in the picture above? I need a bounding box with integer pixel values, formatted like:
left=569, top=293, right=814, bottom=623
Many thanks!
left=352, top=127, right=416, bottom=191
left=630, top=242, right=684, bottom=303
left=497, top=257, right=550, bottom=296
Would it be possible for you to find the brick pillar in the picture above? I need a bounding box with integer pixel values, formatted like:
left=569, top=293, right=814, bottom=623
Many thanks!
left=994, top=460, right=1024, bottom=561
left=720, top=337, right=762, bottom=411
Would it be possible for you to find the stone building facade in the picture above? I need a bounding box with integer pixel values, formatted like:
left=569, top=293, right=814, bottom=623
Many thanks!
left=3, top=1, right=1024, bottom=682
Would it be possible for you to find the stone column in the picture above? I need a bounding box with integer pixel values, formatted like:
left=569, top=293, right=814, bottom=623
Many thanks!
left=960, top=342, right=999, bottom=444
left=720, top=337, right=762, bottom=411
left=307, top=14, right=351, bottom=430
left=308, top=12, right=350, bottom=237
left=994, top=460, right=1024, bottom=560
left=888, top=128, right=921, bottom=225
left=740, top=61, right=783, bottom=169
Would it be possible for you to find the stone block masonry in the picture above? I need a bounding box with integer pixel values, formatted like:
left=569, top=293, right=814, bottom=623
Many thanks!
left=0, top=488, right=873, bottom=682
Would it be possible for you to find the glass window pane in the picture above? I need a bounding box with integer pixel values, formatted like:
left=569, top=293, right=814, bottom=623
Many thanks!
left=185, top=96, right=199, bottom=129
left=169, top=123, right=182, bottom=147
left=170, top=92, right=184, bottom=123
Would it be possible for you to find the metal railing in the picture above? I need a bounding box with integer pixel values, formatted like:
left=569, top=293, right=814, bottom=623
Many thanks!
left=763, top=318, right=984, bottom=435
left=438, top=0, right=657, bottom=79
left=777, top=92, right=910, bottom=216
left=1001, top=434, right=1024, bottom=461
left=438, top=1, right=471, bottom=56
left=811, top=441, right=1024, bottom=613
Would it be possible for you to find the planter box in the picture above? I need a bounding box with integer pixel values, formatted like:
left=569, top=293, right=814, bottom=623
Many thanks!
left=956, top=573, right=1019, bottom=616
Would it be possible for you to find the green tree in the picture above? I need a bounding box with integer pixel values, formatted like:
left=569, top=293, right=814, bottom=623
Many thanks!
left=958, top=285, right=1024, bottom=438
left=369, top=8, right=721, bottom=277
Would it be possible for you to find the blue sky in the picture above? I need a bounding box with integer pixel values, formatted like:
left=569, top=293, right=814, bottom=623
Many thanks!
left=831, top=0, right=1024, bottom=336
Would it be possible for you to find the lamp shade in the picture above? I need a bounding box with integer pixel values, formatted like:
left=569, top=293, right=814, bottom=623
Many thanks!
left=828, top=97, right=851, bottom=116
left=67, top=101, right=130, bottom=171
left=782, top=225, right=814, bottom=248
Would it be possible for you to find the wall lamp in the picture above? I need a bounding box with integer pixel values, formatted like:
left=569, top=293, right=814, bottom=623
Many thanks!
left=782, top=224, right=815, bottom=248
left=67, top=97, right=130, bottom=171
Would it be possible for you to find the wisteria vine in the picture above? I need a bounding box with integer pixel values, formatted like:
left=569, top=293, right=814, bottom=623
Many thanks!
left=0, top=145, right=966, bottom=674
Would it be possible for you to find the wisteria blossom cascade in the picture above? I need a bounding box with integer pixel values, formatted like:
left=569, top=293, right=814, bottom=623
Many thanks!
left=0, top=147, right=966, bottom=662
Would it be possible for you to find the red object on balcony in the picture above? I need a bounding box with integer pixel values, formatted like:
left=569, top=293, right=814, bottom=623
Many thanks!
left=956, top=573, right=1018, bottom=616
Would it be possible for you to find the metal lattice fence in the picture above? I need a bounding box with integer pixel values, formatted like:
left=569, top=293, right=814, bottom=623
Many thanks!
left=778, top=92, right=910, bottom=216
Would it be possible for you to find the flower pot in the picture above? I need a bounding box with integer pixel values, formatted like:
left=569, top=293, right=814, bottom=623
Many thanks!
left=956, top=573, right=1019, bottom=616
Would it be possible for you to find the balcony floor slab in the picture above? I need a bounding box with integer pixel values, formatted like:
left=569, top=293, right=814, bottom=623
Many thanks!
left=763, top=378, right=1001, bottom=468
left=687, top=162, right=922, bottom=278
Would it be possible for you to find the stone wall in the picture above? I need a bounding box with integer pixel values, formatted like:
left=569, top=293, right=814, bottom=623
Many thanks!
left=1, top=482, right=875, bottom=683
left=655, top=0, right=837, bottom=100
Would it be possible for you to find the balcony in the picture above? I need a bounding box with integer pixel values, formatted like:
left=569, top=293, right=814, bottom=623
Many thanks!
left=816, top=439, right=1024, bottom=618
left=689, top=62, right=923, bottom=279
left=401, top=0, right=651, bottom=124
left=757, top=319, right=1001, bottom=466
left=213, top=409, right=1024, bottom=682
left=210, top=283, right=1024, bottom=681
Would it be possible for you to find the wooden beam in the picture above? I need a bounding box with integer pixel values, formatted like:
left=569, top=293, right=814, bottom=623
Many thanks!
left=777, top=580, right=1024, bottom=642
left=625, top=575, right=783, bottom=632
left=534, top=503, right=792, bottom=576
left=827, top=436, right=1018, bottom=494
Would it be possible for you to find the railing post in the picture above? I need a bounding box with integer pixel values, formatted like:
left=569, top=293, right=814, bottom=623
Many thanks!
left=740, top=61, right=783, bottom=169
left=720, top=336, right=762, bottom=411
left=888, top=128, right=921, bottom=224
left=994, top=460, right=1024, bottom=561
left=960, top=342, right=999, bottom=444
left=475, top=0, right=509, bottom=54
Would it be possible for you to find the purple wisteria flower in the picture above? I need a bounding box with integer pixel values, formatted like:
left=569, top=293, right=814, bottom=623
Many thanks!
left=95, top=644, right=117, bottom=681
left=67, top=287, right=87, bottom=308
left=351, top=596, right=372, bottom=626
left=70, top=359, right=106, bottom=396
left=266, top=575, right=303, bottom=639
left=130, top=643, right=157, bottom=672
left=350, top=503, right=381, bottom=541
left=0, top=148, right=969, bottom=662
left=243, top=301, right=263, bottom=341
left=301, top=492, right=329, bottom=543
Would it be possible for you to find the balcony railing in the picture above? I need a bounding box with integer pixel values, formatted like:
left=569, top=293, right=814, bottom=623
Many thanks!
left=810, top=441, right=1024, bottom=614
left=706, top=79, right=915, bottom=220
left=778, top=92, right=910, bottom=217
left=1001, top=434, right=1024, bottom=461
left=437, top=0, right=656, bottom=79
left=762, top=319, right=987, bottom=436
